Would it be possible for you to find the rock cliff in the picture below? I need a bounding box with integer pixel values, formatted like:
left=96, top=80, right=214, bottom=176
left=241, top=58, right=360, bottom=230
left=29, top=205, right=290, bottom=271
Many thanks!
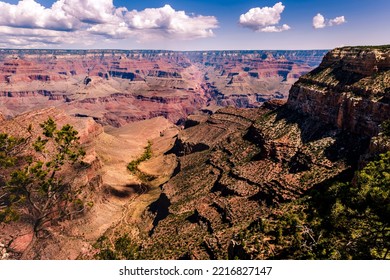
left=288, top=46, right=390, bottom=137
left=140, top=104, right=368, bottom=259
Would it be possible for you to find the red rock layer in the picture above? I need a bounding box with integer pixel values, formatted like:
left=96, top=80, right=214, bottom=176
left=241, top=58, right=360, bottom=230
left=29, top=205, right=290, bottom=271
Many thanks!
left=0, top=49, right=327, bottom=125
left=288, top=46, right=390, bottom=137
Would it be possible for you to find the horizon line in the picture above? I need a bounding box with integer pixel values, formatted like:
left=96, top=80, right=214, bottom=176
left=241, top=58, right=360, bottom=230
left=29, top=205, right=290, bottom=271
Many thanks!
left=0, top=48, right=332, bottom=52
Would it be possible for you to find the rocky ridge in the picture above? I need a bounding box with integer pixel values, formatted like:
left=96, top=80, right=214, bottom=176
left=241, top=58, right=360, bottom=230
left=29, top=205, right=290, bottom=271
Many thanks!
left=140, top=104, right=365, bottom=259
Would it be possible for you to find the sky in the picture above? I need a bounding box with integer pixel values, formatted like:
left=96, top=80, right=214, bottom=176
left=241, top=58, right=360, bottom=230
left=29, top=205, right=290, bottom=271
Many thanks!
left=0, top=0, right=389, bottom=50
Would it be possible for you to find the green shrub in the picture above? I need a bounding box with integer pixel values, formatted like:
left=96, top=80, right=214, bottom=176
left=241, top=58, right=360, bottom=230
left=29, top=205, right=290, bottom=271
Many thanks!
left=127, top=141, right=152, bottom=173
left=380, top=120, right=390, bottom=137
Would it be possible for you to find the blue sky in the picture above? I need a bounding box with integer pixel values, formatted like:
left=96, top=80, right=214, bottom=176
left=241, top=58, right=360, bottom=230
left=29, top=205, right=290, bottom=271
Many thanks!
left=0, top=0, right=389, bottom=50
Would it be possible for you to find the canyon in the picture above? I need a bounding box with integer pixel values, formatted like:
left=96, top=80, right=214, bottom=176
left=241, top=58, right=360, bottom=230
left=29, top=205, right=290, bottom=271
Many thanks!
left=0, top=46, right=389, bottom=259
left=0, top=49, right=327, bottom=126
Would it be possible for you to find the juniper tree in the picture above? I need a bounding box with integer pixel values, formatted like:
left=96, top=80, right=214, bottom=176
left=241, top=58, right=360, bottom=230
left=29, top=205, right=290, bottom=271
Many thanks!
left=0, top=118, right=86, bottom=258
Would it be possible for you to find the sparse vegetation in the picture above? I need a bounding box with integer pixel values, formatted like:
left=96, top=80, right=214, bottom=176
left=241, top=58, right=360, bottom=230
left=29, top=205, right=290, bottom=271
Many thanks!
left=349, top=45, right=390, bottom=50
left=127, top=140, right=152, bottom=173
left=232, top=151, right=390, bottom=260
left=93, top=233, right=140, bottom=260
left=380, top=120, right=390, bottom=137
left=126, top=140, right=158, bottom=183
left=0, top=118, right=87, bottom=257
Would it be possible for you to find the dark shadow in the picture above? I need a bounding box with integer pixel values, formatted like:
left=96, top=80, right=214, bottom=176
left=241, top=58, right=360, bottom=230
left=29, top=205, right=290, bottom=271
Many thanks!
left=248, top=184, right=279, bottom=206
left=178, top=252, right=192, bottom=260
left=104, top=183, right=149, bottom=198
left=324, top=133, right=370, bottom=166
left=301, top=168, right=355, bottom=224
left=378, top=95, right=390, bottom=104
left=273, top=105, right=370, bottom=165
left=289, top=151, right=312, bottom=173
left=210, top=180, right=235, bottom=197
left=274, top=105, right=338, bottom=143
left=303, top=168, right=354, bottom=198
left=104, top=185, right=132, bottom=198
left=277, top=70, right=289, bottom=82
left=108, top=71, right=135, bottom=81
left=330, top=66, right=366, bottom=86
left=171, top=159, right=181, bottom=177
left=307, top=66, right=325, bottom=76
left=186, top=210, right=214, bottom=234
left=148, top=193, right=171, bottom=236
left=211, top=202, right=232, bottom=225
left=165, top=137, right=210, bottom=157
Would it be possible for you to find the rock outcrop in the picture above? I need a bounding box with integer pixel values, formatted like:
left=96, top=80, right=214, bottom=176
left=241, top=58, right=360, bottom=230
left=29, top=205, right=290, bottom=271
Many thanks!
left=288, top=46, right=390, bottom=137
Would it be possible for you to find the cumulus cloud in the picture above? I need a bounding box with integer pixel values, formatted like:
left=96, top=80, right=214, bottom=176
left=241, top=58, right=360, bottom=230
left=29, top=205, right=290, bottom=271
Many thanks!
left=61, top=0, right=116, bottom=24
left=261, top=24, right=290, bottom=33
left=329, top=16, right=346, bottom=26
left=239, top=2, right=290, bottom=32
left=0, top=25, right=91, bottom=48
left=312, top=13, right=326, bottom=29
left=0, top=0, right=79, bottom=31
left=313, top=13, right=346, bottom=29
left=125, top=5, right=217, bottom=39
left=0, top=0, right=218, bottom=47
left=89, top=5, right=218, bottom=40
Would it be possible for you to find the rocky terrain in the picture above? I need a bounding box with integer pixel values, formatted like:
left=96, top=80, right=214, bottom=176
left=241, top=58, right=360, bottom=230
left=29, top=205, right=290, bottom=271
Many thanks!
left=136, top=104, right=364, bottom=259
left=0, top=107, right=179, bottom=259
left=1, top=46, right=388, bottom=260
left=0, top=49, right=326, bottom=126
left=132, top=46, right=389, bottom=259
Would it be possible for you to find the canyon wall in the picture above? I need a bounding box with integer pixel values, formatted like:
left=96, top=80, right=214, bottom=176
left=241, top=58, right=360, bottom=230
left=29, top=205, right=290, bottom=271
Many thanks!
left=288, top=46, right=390, bottom=137
left=0, top=49, right=327, bottom=126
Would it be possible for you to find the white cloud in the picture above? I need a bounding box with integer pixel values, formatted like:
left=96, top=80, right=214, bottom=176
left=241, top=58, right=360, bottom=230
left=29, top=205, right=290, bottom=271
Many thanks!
left=329, top=16, right=346, bottom=26
left=312, top=13, right=326, bottom=29
left=0, top=0, right=78, bottom=31
left=89, top=4, right=218, bottom=41
left=313, top=13, right=346, bottom=29
left=0, top=26, right=89, bottom=48
left=239, top=2, right=290, bottom=32
left=0, top=0, right=218, bottom=47
left=61, top=0, right=116, bottom=24
left=123, top=5, right=218, bottom=40
left=261, top=24, right=290, bottom=33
